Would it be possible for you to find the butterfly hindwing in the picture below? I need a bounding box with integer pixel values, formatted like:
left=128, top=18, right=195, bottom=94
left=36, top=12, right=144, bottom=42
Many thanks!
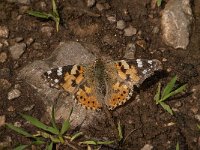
left=104, top=59, right=162, bottom=110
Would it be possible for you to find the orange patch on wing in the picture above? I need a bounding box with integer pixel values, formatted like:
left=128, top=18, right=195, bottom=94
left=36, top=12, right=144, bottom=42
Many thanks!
left=75, top=88, right=102, bottom=110
left=107, top=82, right=130, bottom=110
left=126, top=66, right=140, bottom=83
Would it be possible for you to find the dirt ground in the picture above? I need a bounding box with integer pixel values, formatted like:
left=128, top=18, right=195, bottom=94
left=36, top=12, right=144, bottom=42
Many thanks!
left=0, top=0, right=200, bottom=149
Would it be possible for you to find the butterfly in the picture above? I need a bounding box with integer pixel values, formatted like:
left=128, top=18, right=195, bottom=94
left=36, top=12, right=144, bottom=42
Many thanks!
left=43, top=59, right=162, bottom=110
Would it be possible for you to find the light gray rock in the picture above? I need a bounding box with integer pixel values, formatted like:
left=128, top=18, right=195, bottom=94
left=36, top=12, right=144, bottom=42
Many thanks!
left=124, top=25, right=137, bottom=36
left=124, top=43, right=136, bottom=59
left=9, top=43, right=26, bottom=60
left=18, top=42, right=104, bottom=128
left=0, top=26, right=9, bottom=38
left=116, top=20, right=126, bottom=30
left=161, top=0, right=193, bottom=49
left=8, top=89, right=21, bottom=100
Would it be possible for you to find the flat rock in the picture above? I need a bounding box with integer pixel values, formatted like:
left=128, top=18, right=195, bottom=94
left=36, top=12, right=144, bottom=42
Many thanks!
left=161, top=0, right=193, bottom=49
left=9, top=43, right=26, bottom=60
left=18, top=41, right=104, bottom=128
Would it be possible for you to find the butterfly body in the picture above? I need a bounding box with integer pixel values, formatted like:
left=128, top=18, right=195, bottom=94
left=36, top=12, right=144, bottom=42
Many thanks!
left=43, top=59, right=162, bottom=110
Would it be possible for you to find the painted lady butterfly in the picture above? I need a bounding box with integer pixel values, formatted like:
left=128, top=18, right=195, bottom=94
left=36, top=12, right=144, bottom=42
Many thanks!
left=43, top=59, right=162, bottom=110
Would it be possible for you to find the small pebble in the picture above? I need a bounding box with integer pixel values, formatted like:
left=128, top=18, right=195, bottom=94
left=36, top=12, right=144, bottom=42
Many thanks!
left=106, top=15, right=116, bottom=23
left=0, top=79, right=11, bottom=90
left=116, top=20, right=126, bottom=30
left=0, top=52, right=7, bottom=63
left=14, top=121, right=22, bottom=127
left=190, top=107, right=198, bottom=114
left=26, top=37, right=34, bottom=46
left=124, top=43, right=136, bottom=59
left=0, top=115, right=5, bottom=127
left=17, top=0, right=30, bottom=4
left=7, top=106, right=15, bottom=112
left=41, top=26, right=54, bottom=37
left=141, top=144, right=153, bottom=150
left=195, top=114, right=200, bottom=122
left=174, top=101, right=182, bottom=108
left=0, top=26, right=9, bottom=38
left=8, top=89, right=21, bottom=100
left=86, top=0, right=96, bottom=7
left=9, top=43, right=26, bottom=60
left=124, top=25, right=137, bottom=36
left=15, top=37, right=24, bottom=43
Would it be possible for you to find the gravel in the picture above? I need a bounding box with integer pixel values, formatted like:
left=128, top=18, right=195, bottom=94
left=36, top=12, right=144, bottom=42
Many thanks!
left=116, top=20, right=126, bottom=30
left=0, top=52, right=7, bottom=63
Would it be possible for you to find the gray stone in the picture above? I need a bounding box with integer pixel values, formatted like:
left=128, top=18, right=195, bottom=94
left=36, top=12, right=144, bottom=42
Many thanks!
left=0, top=52, right=7, bottom=63
left=161, top=0, right=193, bottom=49
left=86, top=0, right=96, bottom=7
left=124, top=43, right=136, bottom=59
left=18, top=42, right=104, bottom=128
left=124, top=25, right=137, bottom=36
left=26, top=37, right=34, bottom=46
left=8, top=89, right=21, bottom=100
left=0, top=26, right=9, bottom=38
left=116, top=20, right=126, bottom=30
left=9, top=43, right=26, bottom=60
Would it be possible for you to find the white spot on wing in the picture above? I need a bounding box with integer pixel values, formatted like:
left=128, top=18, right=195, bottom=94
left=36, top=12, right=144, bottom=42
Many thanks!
left=57, top=67, right=63, bottom=76
left=54, top=79, right=59, bottom=83
left=136, top=59, right=143, bottom=68
left=47, top=70, right=52, bottom=75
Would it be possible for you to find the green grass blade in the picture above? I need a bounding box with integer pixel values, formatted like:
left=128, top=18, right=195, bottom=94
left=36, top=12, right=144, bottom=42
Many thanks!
left=79, top=140, right=97, bottom=145
left=14, top=145, right=29, bottom=150
left=154, top=82, right=161, bottom=104
left=47, top=142, right=53, bottom=150
left=52, top=0, right=59, bottom=16
left=27, top=11, right=51, bottom=19
left=157, top=0, right=162, bottom=7
left=176, top=141, right=180, bottom=150
left=161, top=84, right=186, bottom=102
left=60, top=120, right=70, bottom=135
left=97, top=141, right=114, bottom=145
left=6, top=123, right=33, bottom=138
left=160, top=102, right=173, bottom=115
left=31, top=140, right=45, bottom=145
left=51, top=106, right=59, bottom=133
left=117, top=121, right=123, bottom=141
left=161, top=76, right=177, bottom=99
left=70, top=132, right=83, bottom=141
left=68, top=107, right=73, bottom=120
left=20, top=113, right=59, bottom=135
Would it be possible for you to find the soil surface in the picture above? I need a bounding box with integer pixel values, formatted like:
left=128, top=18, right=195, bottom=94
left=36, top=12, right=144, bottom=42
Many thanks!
left=0, top=0, right=200, bottom=149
